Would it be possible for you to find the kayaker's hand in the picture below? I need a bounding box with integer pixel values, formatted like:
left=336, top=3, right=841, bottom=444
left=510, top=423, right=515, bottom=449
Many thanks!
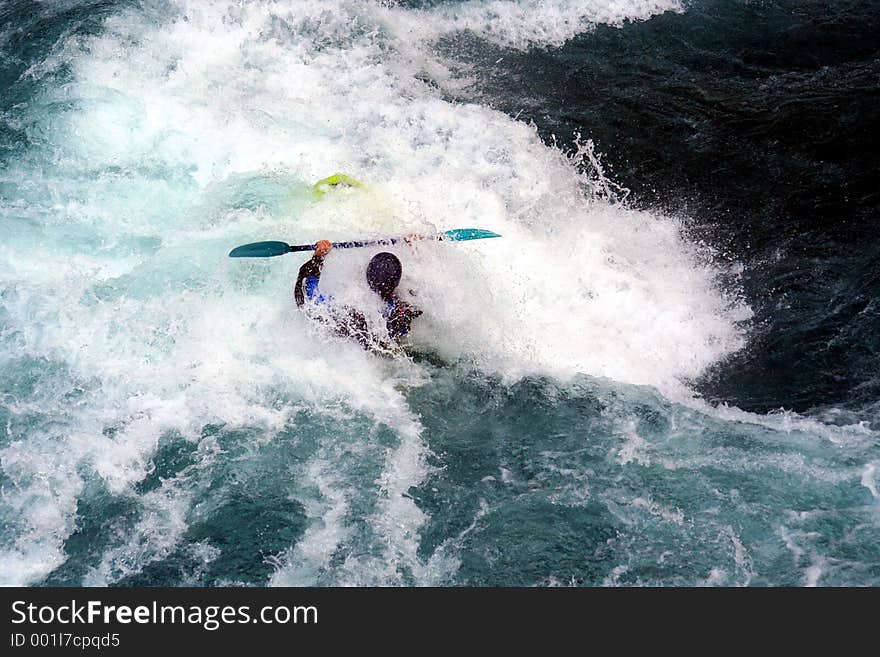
left=314, top=240, right=332, bottom=258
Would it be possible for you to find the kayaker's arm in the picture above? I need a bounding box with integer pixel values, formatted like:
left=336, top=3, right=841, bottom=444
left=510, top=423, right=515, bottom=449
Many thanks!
left=294, top=240, right=332, bottom=307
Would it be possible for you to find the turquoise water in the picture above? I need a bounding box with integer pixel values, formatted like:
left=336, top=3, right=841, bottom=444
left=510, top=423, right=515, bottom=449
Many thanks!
left=1, top=0, right=878, bottom=586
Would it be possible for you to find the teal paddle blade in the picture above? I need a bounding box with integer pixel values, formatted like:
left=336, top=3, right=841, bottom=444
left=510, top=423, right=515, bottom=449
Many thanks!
left=229, top=241, right=293, bottom=257
left=442, top=228, right=501, bottom=241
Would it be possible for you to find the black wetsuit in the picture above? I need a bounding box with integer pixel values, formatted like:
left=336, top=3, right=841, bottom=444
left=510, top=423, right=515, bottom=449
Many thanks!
left=294, top=255, right=324, bottom=308
left=295, top=255, right=422, bottom=347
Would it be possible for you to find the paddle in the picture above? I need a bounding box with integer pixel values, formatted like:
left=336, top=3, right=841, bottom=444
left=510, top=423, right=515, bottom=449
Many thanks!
left=228, top=228, right=501, bottom=258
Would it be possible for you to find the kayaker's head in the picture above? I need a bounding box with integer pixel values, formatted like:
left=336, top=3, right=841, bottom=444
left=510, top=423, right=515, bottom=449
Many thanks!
left=366, top=252, right=402, bottom=301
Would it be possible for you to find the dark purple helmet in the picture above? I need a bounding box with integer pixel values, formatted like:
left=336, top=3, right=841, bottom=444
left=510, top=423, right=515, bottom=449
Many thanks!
left=366, top=252, right=402, bottom=298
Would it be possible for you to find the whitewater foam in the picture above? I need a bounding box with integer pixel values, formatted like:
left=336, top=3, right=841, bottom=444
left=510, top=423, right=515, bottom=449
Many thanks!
left=382, top=0, right=683, bottom=50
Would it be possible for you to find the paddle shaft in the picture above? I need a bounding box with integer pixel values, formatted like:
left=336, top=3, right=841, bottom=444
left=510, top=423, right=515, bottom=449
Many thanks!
left=288, top=237, right=406, bottom=252
left=228, top=229, right=500, bottom=258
